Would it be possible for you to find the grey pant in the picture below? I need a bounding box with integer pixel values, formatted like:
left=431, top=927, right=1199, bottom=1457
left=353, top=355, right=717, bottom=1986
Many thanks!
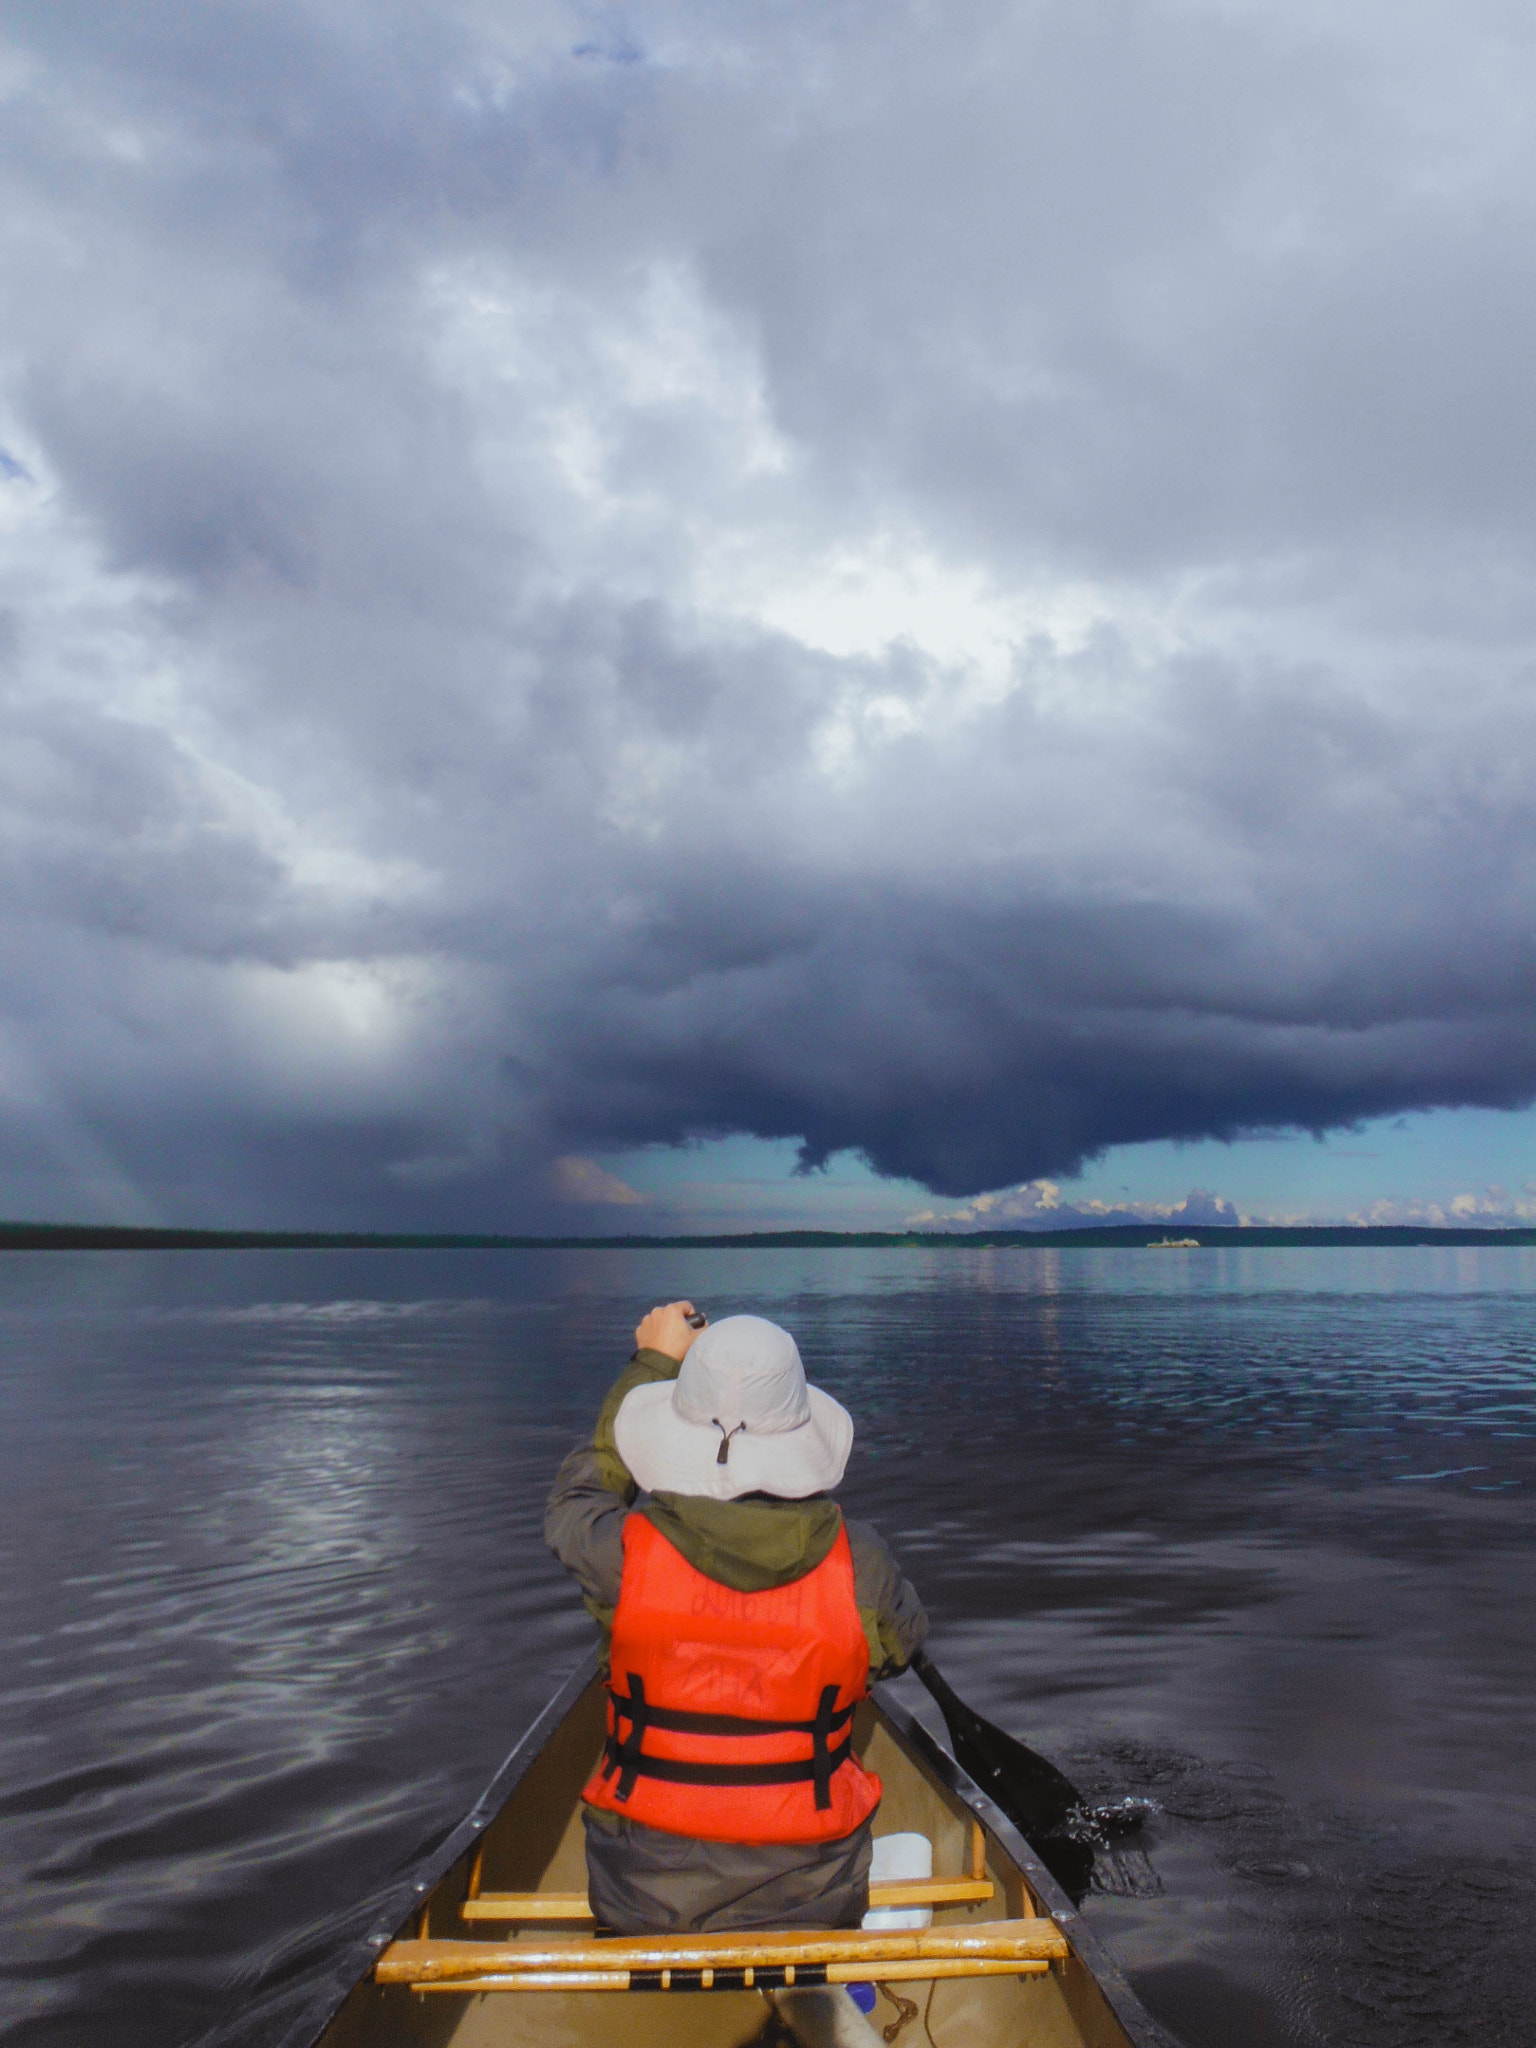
left=582, top=1805, right=874, bottom=1933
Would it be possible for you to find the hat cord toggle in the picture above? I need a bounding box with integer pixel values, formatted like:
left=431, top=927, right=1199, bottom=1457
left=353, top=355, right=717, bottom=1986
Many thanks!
left=712, top=1419, right=747, bottom=1465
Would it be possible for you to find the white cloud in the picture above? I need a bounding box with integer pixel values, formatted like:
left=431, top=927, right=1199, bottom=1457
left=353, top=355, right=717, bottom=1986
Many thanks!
left=1346, top=1186, right=1536, bottom=1228
left=910, top=1182, right=1248, bottom=1231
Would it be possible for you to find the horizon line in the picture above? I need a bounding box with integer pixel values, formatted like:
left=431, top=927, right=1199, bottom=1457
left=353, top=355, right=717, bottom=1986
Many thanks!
left=5, top=1221, right=1536, bottom=1251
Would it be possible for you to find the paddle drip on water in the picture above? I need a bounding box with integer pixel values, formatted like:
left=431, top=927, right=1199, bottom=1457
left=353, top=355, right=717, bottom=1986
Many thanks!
left=1062, top=1796, right=1164, bottom=1898
left=909, top=1650, right=1149, bottom=1904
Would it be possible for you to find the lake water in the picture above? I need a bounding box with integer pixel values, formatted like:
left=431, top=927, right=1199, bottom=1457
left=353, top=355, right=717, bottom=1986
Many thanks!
left=2, top=1245, right=1534, bottom=2048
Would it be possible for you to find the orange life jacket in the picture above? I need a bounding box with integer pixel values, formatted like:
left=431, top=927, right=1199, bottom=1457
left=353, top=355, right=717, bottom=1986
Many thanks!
left=581, top=1512, right=881, bottom=1844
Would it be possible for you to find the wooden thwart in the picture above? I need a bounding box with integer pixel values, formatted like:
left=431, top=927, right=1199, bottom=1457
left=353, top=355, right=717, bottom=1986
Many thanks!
left=408, top=1958, right=1052, bottom=1993
left=462, top=1876, right=995, bottom=1922
left=462, top=1895, right=594, bottom=1922
left=379, top=1918, right=1068, bottom=1989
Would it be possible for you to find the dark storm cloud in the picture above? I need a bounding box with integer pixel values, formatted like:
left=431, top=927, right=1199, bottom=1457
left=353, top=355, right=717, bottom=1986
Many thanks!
left=3, top=0, right=1536, bottom=1224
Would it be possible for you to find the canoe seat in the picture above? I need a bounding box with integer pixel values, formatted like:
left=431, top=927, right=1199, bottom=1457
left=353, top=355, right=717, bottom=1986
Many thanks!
left=376, top=1919, right=1068, bottom=1994
left=462, top=1878, right=995, bottom=1922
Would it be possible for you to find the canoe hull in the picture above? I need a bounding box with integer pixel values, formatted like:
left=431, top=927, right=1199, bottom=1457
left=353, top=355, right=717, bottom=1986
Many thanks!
left=286, top=1652, right=1170, bottom=2048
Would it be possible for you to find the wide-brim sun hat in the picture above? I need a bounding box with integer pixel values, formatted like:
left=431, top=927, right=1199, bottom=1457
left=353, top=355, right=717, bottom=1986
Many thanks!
left=614, top=1314, right=853, bottom=1502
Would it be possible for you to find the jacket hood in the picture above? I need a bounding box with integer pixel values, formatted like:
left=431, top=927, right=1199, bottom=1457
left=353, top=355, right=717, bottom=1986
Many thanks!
left=640, top=1489, right=843, bottom=1592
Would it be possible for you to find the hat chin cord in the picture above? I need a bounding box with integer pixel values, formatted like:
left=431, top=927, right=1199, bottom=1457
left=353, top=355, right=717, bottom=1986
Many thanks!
left=712, top=1419, right=747, bottom=1465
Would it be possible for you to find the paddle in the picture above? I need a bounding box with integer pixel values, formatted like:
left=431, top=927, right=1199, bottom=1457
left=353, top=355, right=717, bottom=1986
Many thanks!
left=909, top=1648, right=1096, bottom=1903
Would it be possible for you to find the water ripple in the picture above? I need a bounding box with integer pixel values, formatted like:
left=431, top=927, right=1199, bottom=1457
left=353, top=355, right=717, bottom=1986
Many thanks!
left=2, top=1246, right=1535, bottom=2045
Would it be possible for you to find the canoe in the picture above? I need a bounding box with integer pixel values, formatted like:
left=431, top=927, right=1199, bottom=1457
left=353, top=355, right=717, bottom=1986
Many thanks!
left=281, top=1648, right=1169, bottom=2048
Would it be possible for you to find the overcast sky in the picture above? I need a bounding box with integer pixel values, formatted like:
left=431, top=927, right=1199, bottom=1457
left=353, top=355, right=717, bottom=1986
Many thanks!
left=4, top=1, right=1536, bottom=1232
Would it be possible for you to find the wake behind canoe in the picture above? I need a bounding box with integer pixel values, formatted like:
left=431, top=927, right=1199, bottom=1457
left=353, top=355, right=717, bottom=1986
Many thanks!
left=284, top=1649, right=1168, bottom=2048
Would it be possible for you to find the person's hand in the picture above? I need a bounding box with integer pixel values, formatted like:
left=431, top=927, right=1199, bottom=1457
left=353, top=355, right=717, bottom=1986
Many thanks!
left=634, top=1300, right=704, bottom=1363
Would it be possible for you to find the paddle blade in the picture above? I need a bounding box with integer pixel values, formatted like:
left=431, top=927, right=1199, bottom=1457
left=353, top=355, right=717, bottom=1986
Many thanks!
left=910, top=1650, right=1095, bottom=1903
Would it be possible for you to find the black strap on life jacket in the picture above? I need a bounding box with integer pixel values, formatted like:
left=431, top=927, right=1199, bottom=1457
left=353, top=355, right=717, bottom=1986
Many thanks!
left=601, top=1674, right=855, bottom=1809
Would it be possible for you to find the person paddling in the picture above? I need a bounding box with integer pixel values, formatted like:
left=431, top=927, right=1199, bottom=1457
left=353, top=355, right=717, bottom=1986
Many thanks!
left=544, top=1300, right=927, bottom=1934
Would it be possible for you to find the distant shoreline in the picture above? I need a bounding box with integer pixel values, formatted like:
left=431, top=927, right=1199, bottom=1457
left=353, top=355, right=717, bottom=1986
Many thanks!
left=4, top=1221, right=1536, bottom=1251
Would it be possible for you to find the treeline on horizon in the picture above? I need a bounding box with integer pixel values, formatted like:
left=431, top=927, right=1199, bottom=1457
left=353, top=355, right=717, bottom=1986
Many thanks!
left=3, top=1221, right=1536, bottom=1251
